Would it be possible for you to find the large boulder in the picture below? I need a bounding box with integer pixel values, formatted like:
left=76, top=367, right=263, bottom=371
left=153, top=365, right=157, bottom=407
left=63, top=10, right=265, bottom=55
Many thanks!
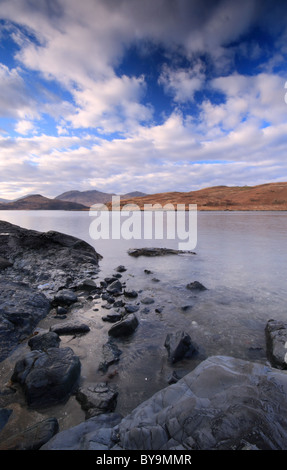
left=11, top=347, right=81, bottom=407
left=0, top=220, right=102, bottom=299
left=41, top=356, right=287, bottom=450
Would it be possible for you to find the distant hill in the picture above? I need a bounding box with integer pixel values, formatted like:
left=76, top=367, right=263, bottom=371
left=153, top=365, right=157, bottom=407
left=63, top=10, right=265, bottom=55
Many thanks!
left=0, top=194, right=88, bottom=211
left=55, top=189, right=147, bottom=206
left=104, top=182, right=287, bottom=211
left=0, top=198, right=11, bottom=203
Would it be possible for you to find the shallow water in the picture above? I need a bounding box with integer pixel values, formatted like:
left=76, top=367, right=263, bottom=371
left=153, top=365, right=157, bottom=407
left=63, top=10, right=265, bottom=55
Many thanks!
left=0, top=210, right=287, bottom=431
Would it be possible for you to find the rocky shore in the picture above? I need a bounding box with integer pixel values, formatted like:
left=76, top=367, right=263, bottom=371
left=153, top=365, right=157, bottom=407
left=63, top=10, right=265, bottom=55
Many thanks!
left=1, top=220, right=287, bottom=450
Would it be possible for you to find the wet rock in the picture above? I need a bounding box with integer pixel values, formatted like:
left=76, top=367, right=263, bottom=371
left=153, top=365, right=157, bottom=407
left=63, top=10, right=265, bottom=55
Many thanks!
left=76, top=382, right=118, bottom=419
left=128, top=248, right=196, bottom=257
left=50, top=321, right=90, bottom=336
left=186, top=281, right=207, bottom=291
left=53, top=289, right=78, bottom=307
left=124, top=290, right=138, bottom=298
left=98, top=340, right=122, bottom=373
left=0, top=417, right=59, bottom=450
left=115, top=265, right=127, bottom=273
left=102, top=312, right=123, bottom=323
left=0, top=408, right=12, bottom=432
left=108, top=314, right=139, bottom=338
left=40, top=412, right=122, bottom=450
left=141, top=297, right=155, bottom=305
left=28, top=331, right=61, bottom=351
left=41, top=356, right=287, bottom=450
left=164, top=330, right=197, bottom=363
left=56, top=306, right=68, bottom=315
left=11, top=347, right=81, bottom=407
left=0, top=280, right=51, bottom=362
left=0, top=256, right=13, bottom=270
left=265, top=319, right=287, bottom=369
left=124, top=304, right=139, bottom=314
left=106, top=280, right=122, bottom=296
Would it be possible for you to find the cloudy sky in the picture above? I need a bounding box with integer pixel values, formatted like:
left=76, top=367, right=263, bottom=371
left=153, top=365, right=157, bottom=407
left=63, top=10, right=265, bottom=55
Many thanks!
left=0, top=0, right=287, bottom=199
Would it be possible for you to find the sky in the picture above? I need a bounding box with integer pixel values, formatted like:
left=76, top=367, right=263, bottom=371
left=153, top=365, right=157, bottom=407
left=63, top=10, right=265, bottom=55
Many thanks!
left=0, top=0, right=287, bottom=200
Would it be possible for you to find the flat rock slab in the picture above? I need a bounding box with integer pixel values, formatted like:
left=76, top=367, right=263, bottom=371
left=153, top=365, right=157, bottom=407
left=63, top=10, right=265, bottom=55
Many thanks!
left=11, top=347, right=81, bottom=407
left=128, top=247, right=196, bottom=257
left=0, top=417, right=59, bottom=450
left=50, top=322, right=90, bottom=336
left=41, top=356, right=287, bottom=450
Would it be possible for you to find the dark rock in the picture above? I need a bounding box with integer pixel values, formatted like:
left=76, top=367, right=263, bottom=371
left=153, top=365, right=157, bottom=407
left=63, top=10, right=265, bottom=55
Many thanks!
left=108, top=314, right=139, bottom=338
left=28, top=331, right=61, bottom=351
left=106, top=280, right=122, bottom=295
left=98, top=341, right=122, bottom=373
left=102, top=312, right=123, bottom=323
left=0, top=280, right=51, bottom=361
left=144, top=269, right=153, bottom=274
left=11, top=347, right=81, bottom=407
left=113, top=299, right=125, bottom=308
left=0, top=256, right=13, bottom=270
left=0, top=408, right=12, bottom=432
left=125, top=304, right=139, bottom=314
left=265, top=319, right=287, bottom=369
left=0, top=220, right=102, bottom=301
left=115, top=265, right=127, bottom=273
left=181, top=305, right=193, bottom=311
left=105, top=277, right=118, bottom=285
left=0, top=417, right=59, bottom=450
left=124, top=290, right=138, bottom=298
left=40, top=412, right=122, bottom=450
left=141, top=297, right=155, bottom=305
left=76, top=383, right=118, bottom=419
left=53, top=289, right=78, bottom=307
left=186, top=281, right=207, bottom=291
left=164, top=330, right=197, bottom=363
left=56, top=306, right=68, bottom=315
left=128, top=247, right=196, bottom=257
left=76, top=279, right=98, bottom=291
left=50, top=321, right=90, bottom=336
left=42, top=356, right=287, bottom=450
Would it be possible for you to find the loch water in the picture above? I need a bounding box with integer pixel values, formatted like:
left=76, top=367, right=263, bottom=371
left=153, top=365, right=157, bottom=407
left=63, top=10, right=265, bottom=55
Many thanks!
left=0, top=210, right=286, bottom=429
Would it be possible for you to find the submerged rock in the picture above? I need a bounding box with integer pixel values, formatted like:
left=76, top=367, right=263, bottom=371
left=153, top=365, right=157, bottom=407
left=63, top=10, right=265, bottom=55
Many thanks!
left=98, top=340, right=122, bottom=372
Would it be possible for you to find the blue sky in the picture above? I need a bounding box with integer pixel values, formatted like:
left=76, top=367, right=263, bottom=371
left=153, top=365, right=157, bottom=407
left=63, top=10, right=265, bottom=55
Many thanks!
left=0, top=0, right=287, bottom=199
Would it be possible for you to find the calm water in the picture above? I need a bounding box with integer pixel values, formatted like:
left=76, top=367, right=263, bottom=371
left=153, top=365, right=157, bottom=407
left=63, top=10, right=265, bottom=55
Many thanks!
left=1, top=210, right=287, bottom=429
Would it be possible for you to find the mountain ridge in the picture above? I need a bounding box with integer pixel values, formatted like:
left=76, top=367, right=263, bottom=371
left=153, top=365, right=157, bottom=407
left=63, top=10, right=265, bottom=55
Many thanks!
left=1, top=183, right=287, bottom=210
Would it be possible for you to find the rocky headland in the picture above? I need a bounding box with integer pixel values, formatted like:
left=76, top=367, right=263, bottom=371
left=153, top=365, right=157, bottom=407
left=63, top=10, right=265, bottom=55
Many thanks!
left=0, top=220, right=287, bottom=451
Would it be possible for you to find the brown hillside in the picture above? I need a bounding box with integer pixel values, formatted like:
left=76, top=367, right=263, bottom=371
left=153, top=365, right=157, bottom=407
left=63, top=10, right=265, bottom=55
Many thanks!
left=103, top=182, right=287, bottom=211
